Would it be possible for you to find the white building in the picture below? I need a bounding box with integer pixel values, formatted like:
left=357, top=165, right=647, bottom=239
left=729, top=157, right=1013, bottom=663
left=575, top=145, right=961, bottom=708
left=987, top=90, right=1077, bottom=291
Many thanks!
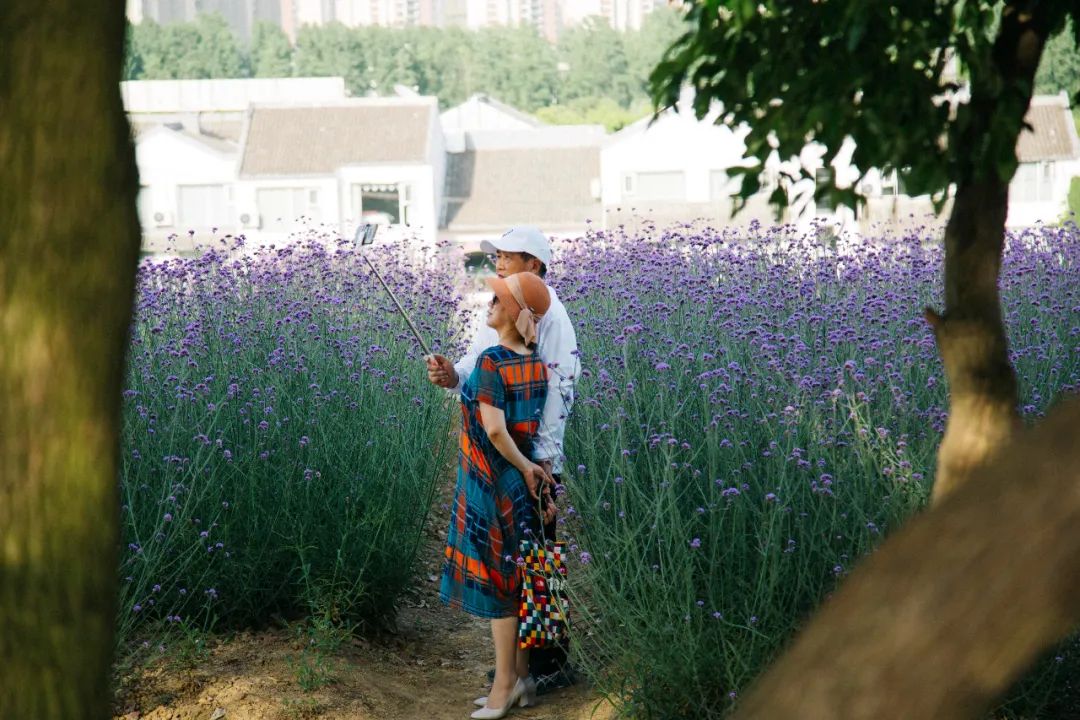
left=600, top=97, right=856, bottom=234
left=235, top=98, right=445, bottom=245
left=123, top=76, right=349, bottom=142
left=131, top=0, right=288, bottom=40
left=128, top=79, right=444, bottom=251
left=1007, top=93, right=1080, bottom=227
left=854, top=93, right=1080, bottom=232
left=135, top=125, right=240, bottom=250
left=126, top=0, right=144, bottom=24
left=439, top=95, right=603, bottom=247
left=127, top=77, right=348, bottom=250
left=441, top=93, right=546, bottom=134
left=561, top=0, right=671, bottom=32
left=331, top=0, right=444, bottom=27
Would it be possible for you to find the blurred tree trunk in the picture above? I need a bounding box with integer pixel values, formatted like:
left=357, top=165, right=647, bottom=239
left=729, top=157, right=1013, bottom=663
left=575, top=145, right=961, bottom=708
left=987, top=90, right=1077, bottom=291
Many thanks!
left=927, top=5, right=1052, bottom=503
left=733, top=394, right=1080, bottom=720
left=0, top=1, right=140, bottom=718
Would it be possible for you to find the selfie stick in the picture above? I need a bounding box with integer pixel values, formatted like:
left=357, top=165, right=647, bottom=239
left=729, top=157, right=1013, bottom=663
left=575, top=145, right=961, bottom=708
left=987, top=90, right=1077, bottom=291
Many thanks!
left=354, top=223, right=434, bottom=357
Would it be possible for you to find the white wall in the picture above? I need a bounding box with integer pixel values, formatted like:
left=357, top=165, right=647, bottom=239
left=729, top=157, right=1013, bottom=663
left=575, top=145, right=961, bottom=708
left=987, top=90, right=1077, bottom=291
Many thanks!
left=427, top=107, right=448, bottom=239
left=126, top=0, right=144, bottom=23
left=135, top=129, right=238, bottom=240
left=601, top=111, right=747, bottom=207
left=441, top=97, right=539, bottom=132
left=601, top=109, right=860, bottom=234
left=233, top=176, right=340, bottom=245
left=1007, top=158, right=1080, bottom=227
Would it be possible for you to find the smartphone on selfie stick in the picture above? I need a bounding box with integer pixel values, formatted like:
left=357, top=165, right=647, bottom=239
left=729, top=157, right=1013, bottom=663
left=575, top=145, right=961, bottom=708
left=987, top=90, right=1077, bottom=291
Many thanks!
left=355, top=223, right=433, bottom=358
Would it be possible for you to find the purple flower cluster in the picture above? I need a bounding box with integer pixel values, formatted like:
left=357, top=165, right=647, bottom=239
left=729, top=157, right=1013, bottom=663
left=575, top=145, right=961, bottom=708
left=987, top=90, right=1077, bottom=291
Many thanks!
left=117, top=233, right=470, bottom=644
left=552, top=222, right=1079, bottom=719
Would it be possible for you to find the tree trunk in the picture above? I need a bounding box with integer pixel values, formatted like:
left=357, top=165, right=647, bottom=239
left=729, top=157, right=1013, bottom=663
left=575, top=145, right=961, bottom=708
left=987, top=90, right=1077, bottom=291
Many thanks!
left=925, top=180, right=1019, bottom=502
left=732, top=394, right=1080, bottom=720
left=0, top=1, right=140, bottom=718
left=927, top=3, right=1053, bottom=503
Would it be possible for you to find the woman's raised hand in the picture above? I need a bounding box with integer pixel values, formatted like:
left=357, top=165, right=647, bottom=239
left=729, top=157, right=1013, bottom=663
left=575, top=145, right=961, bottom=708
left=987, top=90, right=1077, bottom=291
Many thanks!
left=425, top=354, right=458, bottom=388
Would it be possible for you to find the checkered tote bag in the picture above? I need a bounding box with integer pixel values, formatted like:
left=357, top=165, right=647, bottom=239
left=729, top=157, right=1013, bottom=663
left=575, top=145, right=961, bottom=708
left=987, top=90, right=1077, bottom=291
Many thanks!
left=517, top=539, right=569, bottom=649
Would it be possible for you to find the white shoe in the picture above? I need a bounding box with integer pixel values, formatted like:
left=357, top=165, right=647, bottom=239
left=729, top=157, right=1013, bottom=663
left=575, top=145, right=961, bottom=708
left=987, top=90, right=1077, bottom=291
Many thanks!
left=470, top=677, right=534, bottom=718
left=475, top=676, right=537, bottom=708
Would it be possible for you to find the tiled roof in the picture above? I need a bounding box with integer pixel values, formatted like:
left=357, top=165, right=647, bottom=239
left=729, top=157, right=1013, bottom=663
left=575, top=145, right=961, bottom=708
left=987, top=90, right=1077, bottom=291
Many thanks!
left=443, top=146, right=601, bottom=231
left=1017, top=95, right=1080, bottom=162
left=239, top=101, right=434, bottom=177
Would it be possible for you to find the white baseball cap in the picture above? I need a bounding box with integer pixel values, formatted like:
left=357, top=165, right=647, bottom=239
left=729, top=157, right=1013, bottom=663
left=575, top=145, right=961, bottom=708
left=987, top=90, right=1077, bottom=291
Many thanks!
left=480, top=225, right=552, bottom=267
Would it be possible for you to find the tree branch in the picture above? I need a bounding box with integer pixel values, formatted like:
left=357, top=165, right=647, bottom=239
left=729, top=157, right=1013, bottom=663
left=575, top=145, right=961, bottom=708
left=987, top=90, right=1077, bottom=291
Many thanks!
left=733, top=394, right=1080, bottom=720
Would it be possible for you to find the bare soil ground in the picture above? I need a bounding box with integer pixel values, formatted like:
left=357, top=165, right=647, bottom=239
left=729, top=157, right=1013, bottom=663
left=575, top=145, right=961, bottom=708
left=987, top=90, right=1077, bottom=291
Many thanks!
left=113, top=481, right=615, bottom=720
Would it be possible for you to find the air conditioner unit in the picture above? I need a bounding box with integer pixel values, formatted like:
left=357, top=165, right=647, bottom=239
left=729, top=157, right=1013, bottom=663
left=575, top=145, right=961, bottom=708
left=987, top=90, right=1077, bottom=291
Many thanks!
left=239, top=211, right=261, bottom=229
left=152, top=210, right=173, bottom=227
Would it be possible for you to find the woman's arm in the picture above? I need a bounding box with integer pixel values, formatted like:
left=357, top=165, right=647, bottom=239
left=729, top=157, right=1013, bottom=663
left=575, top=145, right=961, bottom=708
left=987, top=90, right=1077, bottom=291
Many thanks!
left=479, top=402, right=551, bottom=501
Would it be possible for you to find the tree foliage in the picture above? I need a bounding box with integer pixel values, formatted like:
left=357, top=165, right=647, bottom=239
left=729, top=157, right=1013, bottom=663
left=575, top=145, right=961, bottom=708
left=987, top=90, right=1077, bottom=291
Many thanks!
left=1035, top=17, right=1080, bottom=103
left=126, top=13, right=246, bottom=80
left=652, top=2, right=1074, bottom=211
left=558, top=16, right=636, bottom=107
left=123, top=8, right=687, bottom=114
left=250, top=20, right=292, bottom=78
left=535, top=96, right=651, bottom=132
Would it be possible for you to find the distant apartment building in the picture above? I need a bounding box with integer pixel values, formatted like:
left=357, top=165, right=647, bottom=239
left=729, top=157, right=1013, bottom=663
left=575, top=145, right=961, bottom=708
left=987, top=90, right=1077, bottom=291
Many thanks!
left=561, top=0, right=671, bottom=31
left=331, top=0, right=444, bottom=28
left=449, top=0, right=559, bottom=40
left=130, top=0, right=677, bottom=39
left=133, top=0, right=286, bottom=38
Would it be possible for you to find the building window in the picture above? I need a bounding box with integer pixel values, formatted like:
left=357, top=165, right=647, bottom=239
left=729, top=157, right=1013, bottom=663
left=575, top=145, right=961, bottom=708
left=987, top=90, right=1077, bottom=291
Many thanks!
left=1011, top=162, right=1055, bottom=203
left=255, top=187, right=322, bottom=233
left=627, top=171, right=686, bottom=201
left=177, top=184, right=229, bottom=229
left=351, top=183, right=408, bottom=224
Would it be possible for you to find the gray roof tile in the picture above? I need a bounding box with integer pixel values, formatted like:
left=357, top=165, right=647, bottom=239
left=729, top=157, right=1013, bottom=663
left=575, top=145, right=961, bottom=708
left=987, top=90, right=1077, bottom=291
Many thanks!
left=240, top=102, right=433, bottom=176
left=1018, top=98, right=1080, bottom=162
left=443, top=146, right=601, bottom=230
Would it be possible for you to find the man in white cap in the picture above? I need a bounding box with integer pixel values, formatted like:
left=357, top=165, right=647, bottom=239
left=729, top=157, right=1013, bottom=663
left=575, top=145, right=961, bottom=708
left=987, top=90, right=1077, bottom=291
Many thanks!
left=425, top=225, right=581, bottom=693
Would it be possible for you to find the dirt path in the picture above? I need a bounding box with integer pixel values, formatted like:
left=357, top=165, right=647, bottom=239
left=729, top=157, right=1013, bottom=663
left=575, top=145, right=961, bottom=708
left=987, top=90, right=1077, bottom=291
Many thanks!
left=114, top=484, right=614, bottom=720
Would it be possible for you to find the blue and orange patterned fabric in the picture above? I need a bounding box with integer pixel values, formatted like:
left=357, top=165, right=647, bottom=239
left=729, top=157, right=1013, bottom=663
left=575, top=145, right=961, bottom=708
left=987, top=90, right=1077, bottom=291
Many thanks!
left=440, top=345, right=549, bottom=619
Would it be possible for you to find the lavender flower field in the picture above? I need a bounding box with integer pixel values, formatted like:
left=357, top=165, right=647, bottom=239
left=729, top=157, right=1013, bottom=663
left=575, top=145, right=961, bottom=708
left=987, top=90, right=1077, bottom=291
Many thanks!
left=113, top=224, right=1079, bottom=718
left=554, top=223, right=1080, bottom=719
left=118, top=237, right=469, bottom=650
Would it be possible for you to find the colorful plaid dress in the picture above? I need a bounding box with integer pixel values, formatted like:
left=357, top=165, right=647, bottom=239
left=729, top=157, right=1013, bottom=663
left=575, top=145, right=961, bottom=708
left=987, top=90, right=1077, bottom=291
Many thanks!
left=440, top=345, right=549, bottom=619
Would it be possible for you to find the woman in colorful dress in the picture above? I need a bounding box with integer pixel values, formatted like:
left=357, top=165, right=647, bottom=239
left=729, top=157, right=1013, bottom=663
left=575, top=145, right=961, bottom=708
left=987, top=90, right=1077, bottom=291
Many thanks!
left=439, top=271, right=554, bottom=719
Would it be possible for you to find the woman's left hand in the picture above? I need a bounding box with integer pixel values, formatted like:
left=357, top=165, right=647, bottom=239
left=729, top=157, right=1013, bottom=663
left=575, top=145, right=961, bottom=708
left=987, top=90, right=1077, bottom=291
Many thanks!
left=521, top=461, right=553, bottom=501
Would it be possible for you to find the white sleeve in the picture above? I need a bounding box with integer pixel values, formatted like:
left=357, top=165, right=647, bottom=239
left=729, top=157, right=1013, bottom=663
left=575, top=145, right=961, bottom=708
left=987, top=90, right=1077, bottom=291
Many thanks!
left=452, top=324, right=498, bottom=393
left=533, top=305, right=581, bottom=469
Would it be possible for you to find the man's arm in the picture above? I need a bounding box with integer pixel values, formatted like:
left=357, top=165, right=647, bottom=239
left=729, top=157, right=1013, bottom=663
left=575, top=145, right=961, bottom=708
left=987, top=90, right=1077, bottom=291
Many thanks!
left=533, top=304, right=581, bottom=469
